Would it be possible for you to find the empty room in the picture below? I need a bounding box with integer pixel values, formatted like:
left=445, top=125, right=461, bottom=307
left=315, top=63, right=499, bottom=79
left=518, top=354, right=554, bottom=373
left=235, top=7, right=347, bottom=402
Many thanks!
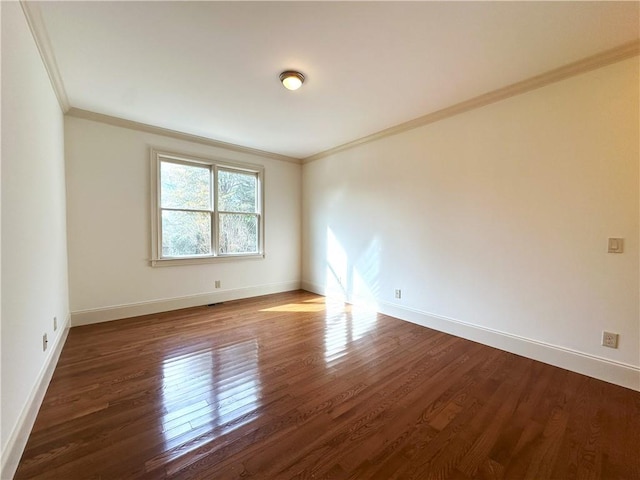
left=2, top=1, right=639, bottom=479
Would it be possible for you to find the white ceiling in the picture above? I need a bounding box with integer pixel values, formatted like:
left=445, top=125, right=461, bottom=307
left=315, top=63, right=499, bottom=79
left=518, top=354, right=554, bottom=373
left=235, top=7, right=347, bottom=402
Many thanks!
left=35, top=1, right=639, bottom=159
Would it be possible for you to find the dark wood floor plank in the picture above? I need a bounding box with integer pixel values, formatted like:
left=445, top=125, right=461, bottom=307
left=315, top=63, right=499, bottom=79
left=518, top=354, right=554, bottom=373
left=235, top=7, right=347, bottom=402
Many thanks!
left=14, top=290, right=640, bottom=480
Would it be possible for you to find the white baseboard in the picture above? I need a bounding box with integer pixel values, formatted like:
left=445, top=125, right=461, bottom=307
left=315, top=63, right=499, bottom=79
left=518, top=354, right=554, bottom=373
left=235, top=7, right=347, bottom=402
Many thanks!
left=300, top=280, right=325, bottom=296
left=301, top=281, right=639, bottom=391
left=1, top=314, right=71, bottom=480
left=71, top=281, right=301, bottom=326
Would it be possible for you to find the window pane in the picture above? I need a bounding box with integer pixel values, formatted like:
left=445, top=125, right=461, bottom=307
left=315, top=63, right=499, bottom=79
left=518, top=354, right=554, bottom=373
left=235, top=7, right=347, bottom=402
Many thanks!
left=218, top=170, right=257, bottom=213
left=161, top=161, right=211, bottom=210
left=219, top=213, right=258, bottom=254
left=162, top=210, right=211, bottom=257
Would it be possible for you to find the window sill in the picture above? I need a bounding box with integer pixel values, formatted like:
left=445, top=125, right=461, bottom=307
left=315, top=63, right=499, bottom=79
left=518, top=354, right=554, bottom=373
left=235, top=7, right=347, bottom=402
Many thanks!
left=150, top=253, right=265, bottom=267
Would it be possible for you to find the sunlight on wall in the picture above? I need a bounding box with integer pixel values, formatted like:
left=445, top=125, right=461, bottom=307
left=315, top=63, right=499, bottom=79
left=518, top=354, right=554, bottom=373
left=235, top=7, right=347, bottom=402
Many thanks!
left=160, top=340, right=261, bottom=459
left=325, top=227, right=380, bottom=308
left=326, top=228, right=348, bottom=299
left=352, top=238, right=381, bottom=307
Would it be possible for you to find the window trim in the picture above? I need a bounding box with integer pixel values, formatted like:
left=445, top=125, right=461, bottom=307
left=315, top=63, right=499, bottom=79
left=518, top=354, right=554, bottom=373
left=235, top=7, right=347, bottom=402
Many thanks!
left=150, top=148, right=265, bottom=267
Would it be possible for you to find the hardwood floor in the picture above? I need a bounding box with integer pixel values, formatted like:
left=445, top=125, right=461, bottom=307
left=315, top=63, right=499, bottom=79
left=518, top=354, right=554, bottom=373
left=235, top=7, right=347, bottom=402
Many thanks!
left=15, top=290, right=640, bottom=479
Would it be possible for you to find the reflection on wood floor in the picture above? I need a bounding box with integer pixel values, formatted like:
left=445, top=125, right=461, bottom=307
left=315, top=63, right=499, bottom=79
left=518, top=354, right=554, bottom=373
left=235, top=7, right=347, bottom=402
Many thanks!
left=15, top=290, right=640, bottom=479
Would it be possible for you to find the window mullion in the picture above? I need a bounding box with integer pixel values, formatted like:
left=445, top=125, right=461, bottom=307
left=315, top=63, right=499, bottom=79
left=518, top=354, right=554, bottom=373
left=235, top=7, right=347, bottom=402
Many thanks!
left=161, top=207, right=213, bottom=214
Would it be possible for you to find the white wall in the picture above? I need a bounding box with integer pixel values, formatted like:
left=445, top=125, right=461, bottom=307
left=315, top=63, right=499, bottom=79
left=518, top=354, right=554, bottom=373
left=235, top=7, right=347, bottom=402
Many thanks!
left=302, top=58, right=639, bottom=389
left=1, top=1, right=70, bottom=474
left=65, top=117, right=301, bottom=324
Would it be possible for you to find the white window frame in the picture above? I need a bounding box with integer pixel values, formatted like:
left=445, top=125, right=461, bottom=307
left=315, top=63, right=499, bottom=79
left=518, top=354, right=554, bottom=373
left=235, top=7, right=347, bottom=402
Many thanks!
left=150, top=148, right=265, bottom=267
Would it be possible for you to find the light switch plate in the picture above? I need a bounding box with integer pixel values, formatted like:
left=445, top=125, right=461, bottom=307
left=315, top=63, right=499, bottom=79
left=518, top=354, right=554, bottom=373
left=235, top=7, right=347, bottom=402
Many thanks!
left=608, top=238, right=623, bottom=254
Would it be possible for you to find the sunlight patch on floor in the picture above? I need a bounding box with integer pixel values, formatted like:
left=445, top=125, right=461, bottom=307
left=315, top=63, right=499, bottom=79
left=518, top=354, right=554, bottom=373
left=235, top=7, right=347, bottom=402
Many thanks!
left=260, top=303, right=326, bottom=312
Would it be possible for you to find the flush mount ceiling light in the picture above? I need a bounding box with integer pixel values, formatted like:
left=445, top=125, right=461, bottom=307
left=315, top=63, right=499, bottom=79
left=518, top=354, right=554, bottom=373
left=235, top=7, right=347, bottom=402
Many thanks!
left=279, top=70, right=305, bottom=91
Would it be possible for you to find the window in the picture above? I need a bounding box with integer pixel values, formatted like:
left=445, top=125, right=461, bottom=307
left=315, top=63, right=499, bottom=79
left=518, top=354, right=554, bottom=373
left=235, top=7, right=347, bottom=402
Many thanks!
left=151, top=149, right=264, bottom=266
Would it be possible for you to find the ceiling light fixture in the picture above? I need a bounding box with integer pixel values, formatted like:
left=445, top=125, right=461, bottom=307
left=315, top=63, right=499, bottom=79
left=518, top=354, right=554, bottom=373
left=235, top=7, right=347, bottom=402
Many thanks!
left=279, top=70, right=305, bottom=91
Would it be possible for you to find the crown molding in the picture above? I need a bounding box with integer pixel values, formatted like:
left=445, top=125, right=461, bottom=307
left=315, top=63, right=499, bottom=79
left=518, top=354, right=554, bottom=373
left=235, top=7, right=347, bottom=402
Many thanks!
left=20, top=1, right=70, bottom=113
left=303, top=40, right=640, bottom=164
left=16, top=1, right=638, bottom=166
left=66, top=108, right=302, bottom=164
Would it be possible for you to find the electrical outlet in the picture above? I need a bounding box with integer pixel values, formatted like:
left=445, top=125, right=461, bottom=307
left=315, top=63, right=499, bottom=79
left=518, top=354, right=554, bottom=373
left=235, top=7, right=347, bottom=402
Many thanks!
left=607, top=238, right=624, bottom=254
left=395, top=289, right=402, bottom=299
left=43, top=333, right=48, bottom=352
left=53, top=316, right=57, bottom=331
left=215, top=280, right=221, bottom=289
left=602, top=331, right=619, bottom=349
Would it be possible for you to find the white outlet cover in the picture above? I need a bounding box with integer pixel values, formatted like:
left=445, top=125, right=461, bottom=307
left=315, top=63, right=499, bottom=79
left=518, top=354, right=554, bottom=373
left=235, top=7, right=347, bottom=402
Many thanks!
left=602, top=331, right=619, bottom=348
